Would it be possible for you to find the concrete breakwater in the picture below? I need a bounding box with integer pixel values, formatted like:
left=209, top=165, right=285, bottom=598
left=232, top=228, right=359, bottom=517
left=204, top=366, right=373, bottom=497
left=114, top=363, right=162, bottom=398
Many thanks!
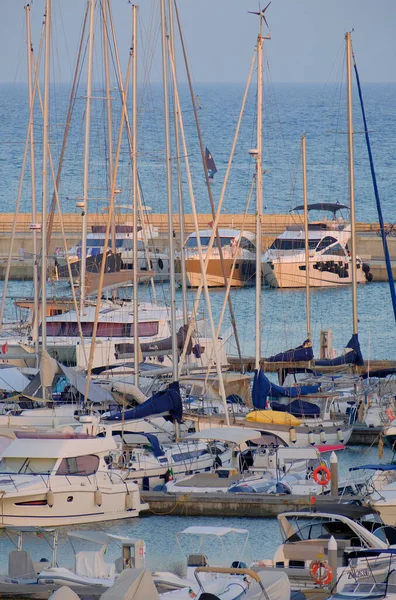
left=0, top=212, right=395, bottom=280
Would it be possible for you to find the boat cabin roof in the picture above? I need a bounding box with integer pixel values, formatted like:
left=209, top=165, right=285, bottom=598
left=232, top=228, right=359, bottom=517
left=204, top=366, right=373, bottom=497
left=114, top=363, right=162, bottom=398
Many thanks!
left=46, top=301, right=181, bottom=323
left=0, top=436, right=117, bottom=459
left=291, top=202, right=350, bottom=214
left=187, top=427, right=262, bottom=445
left=187, top=229, right=255, bottom=241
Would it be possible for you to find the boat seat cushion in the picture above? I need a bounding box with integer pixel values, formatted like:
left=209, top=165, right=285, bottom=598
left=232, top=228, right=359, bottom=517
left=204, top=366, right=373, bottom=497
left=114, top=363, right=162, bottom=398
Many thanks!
left=8, top=550, right=36, bottom=579
left=75, top=551, right=115, bottom=579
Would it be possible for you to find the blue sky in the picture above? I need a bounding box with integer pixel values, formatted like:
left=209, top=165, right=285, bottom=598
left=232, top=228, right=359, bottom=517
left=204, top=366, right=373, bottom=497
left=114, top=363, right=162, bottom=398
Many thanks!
left=1, top=0, right=395, bottom=84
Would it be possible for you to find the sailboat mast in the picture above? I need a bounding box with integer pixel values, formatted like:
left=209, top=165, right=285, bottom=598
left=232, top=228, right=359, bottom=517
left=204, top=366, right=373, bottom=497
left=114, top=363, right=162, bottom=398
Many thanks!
left=255, top=15, right=263, bottom=371
left=41, top=0, right=51, bottom=357
left=302, top=134, right=311, bottom=341
left=132, top=4, right=139, bottom=386
left=80, top=0, right=95, bottom=314
left=102, top=0, right=115, bottom=255
left=25, top=4, right=39, bottom=362
left=160, top=0, right=178, bottom=381
left=168, top=0, right=188, bottom=327
left=346, top=31, right=358, bottom=335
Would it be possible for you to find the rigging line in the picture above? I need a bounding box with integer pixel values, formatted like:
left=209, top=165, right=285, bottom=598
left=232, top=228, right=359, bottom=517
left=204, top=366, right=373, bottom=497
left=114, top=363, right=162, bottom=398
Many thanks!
left=0, top=15, right=45, bottom=333
left=174, top=0, right=243, bottom=365
left=46, top=2, right=90, bottom=250
left=204, top=175, right=255, bottom=386
left=32, top=52, right=88, bottom=366
left=353, top=48, right=396, bottom=324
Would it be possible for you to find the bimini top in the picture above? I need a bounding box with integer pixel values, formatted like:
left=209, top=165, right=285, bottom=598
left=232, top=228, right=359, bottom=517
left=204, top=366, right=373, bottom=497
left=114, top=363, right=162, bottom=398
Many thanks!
left=291, top=203, right=350, bottom=214
left=0, top=436, right=117, bottom=459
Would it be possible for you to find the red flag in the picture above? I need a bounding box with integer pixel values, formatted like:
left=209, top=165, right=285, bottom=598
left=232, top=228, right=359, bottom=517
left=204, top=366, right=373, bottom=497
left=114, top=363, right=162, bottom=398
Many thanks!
left=2, top=341, right=8, bottom=355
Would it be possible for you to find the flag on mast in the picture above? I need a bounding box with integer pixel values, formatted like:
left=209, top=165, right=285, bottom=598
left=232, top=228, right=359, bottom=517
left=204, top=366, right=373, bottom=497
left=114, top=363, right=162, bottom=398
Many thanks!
left=205, top=147, right=217, bottom=181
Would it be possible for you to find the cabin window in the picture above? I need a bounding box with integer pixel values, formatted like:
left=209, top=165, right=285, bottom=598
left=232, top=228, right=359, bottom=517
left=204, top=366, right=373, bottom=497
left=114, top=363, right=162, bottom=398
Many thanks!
left=269, top=239, right=317, bottom=251
left=96, top=322, right=127, bottom=337
left=322, top=243, right=346, bottom=257
left=46, top=322, right=62, bottom=336
left=186, top=236, right=234, bottom=249
left=56, top=454, right=100, bottom=476
left=239, top=237, right=256, bottom=251
left=0, top=457, right=56, bottom=475
left=315, top=236, right=338, bottom=251
left=136, top=321, right=159, bottom=337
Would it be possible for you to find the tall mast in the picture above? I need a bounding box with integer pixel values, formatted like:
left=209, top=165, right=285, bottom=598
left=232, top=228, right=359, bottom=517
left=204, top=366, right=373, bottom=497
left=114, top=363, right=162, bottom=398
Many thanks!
left=132, top=4, right=139, bottom=386
left=168, top=0, right=188, bottom=326
left=302, top=134, right=311, bottom=341
left=254, top=12, right=264, bottom=371
left=346, top=31, right=358, bottom=335
left=25, top=4, right=39, bottom=362
left=41, top=0, right=51, bottom=365
left=80, top=0, right=95, bottom=314
left=102, top=0, right=115, bottom=255
left=160, top=0, right=178, bottom=382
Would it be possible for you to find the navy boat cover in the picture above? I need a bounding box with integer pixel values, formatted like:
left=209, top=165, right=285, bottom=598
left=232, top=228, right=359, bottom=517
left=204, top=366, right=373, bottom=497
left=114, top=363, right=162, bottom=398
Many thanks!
left=252, top=368, right=320, bottom=410
left=103, top=381, right=183, bottom=423
left=264, top=340, right=314, bottom=363
left=315, top=334, right=364, bottom=366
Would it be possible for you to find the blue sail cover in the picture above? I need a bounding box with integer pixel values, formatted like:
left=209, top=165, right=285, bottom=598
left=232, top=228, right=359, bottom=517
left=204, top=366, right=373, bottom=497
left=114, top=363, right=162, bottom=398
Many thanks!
left=315, top=334, right=364, bottom=367
left=264, top=340, right=313, bottom=363
left=252, top=368, right=320, bottom=410
left=271, top=399, right=320, bottom=418
left=103, top=381, right=183, bottom=423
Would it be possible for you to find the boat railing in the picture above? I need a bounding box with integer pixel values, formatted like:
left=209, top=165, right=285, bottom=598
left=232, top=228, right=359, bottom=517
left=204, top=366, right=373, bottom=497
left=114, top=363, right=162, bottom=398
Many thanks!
left=0, top=468, right=131, bottom=493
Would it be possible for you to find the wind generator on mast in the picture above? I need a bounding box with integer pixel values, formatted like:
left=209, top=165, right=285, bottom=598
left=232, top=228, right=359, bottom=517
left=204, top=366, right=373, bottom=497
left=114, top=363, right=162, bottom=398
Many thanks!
left=248, top=2, right=271, bottom=371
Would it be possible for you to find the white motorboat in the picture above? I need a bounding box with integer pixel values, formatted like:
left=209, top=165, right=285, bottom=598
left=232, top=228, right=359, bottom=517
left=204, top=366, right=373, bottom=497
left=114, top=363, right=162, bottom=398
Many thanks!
left=58, top=225, right=170, bottom=283
left=0, top=431, right=148, bottom=526
left=106, top=431, right=233, bottom=490
left=262, top=203, right=372, bottom=288
left=254, top=507, right=394, bottom=591
left=179, top=229, right=257, bottom=288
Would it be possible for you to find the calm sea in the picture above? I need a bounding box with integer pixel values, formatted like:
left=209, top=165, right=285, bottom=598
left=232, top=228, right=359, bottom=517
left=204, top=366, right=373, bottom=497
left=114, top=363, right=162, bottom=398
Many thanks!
left=0, top=81, right=395, bottom=358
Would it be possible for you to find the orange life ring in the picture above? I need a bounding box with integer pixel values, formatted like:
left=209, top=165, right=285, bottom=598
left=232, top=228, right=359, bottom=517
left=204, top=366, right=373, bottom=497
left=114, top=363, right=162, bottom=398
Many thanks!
left=313, top=465, right=331, bottom=486
left=386, top=408, right=395, bottom=422
left=309, top=559, right=333, bottom=585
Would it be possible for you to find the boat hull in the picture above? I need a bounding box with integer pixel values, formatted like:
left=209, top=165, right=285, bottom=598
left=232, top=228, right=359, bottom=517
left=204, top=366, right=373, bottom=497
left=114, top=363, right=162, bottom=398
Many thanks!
left=263, top=260, right=368, bottom=288
left=0, top=486, right=148, bottom=527
left=184, top=257, right=256, bottom=288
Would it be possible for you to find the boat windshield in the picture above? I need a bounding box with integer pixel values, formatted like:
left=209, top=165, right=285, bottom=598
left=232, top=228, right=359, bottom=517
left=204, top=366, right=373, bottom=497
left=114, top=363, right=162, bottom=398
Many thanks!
left=269, top=239, right=318, bottom=251
left=186, top=236, right=234, bottom=249
left=0, top=457, right=57, bottom=475
left=284, top=517, right=359, bottom=544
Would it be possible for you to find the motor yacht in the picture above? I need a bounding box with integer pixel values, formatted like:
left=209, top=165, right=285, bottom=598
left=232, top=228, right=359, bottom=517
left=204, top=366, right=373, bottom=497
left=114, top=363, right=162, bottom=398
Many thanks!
left=262, top=203, right=372, bottom=288
left=0, top=431, right=148, bottom=526
left=254, top=507, right=394, bottom=591
left=179, top=229, right=257, bottom=288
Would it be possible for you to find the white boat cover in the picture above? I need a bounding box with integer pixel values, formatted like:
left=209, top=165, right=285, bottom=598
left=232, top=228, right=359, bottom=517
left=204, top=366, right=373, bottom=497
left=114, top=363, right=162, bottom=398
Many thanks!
left=100, top=568, right=159, bottom=600
left=0, top=366, right=30, bottom=392
left=248, top=570, right=290, bottom=600
left=48, top=586, right=81, bottom=600
left=58, top=363, right=114, bottom=403
left=75, top=551, right=115, bottom=579
left=187, top=426, right=261, bottom=444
